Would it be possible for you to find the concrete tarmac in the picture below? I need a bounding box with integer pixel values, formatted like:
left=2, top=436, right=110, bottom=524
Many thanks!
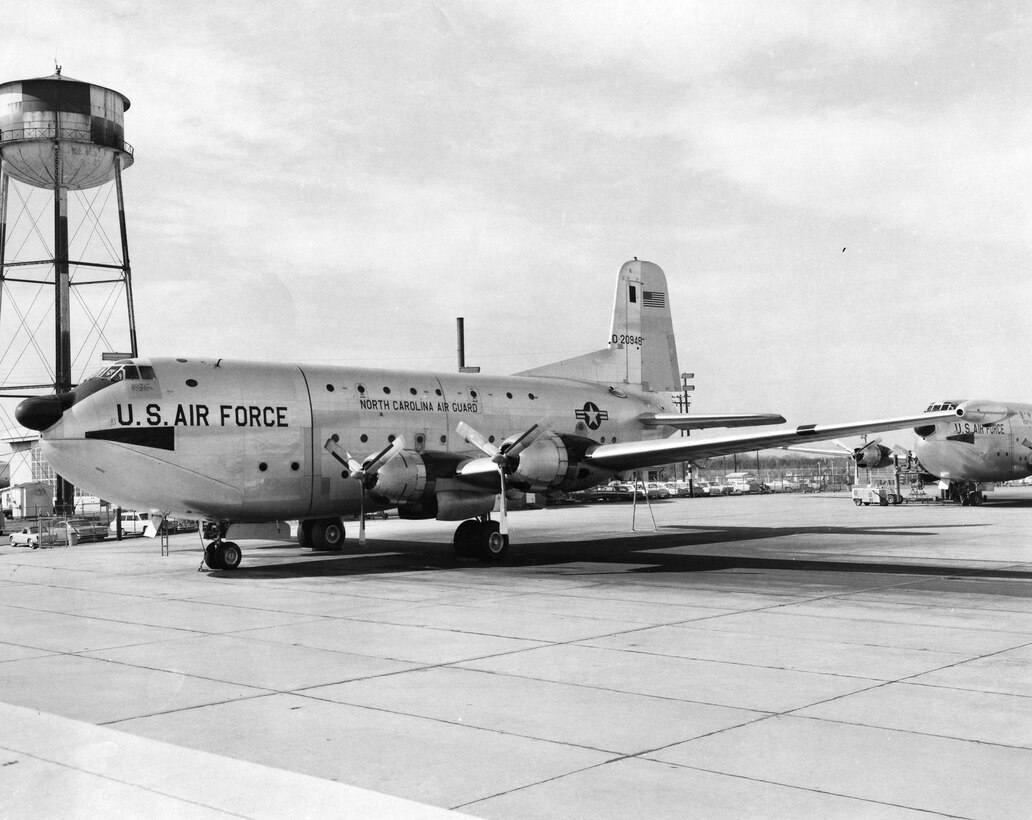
left=1, top=489, right=1031, bottom=818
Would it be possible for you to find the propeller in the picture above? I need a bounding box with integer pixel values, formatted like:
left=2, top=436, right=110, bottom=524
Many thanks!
left=324, top=435, right=406, bottom=545
left=456, top=417, right=549, bottom=538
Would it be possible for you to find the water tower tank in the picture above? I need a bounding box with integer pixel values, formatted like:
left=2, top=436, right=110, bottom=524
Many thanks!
left=0, top=71, right=133, bottom=190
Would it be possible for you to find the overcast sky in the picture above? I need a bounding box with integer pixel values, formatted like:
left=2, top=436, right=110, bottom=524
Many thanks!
left=3, top=1, right=1031, bottom=448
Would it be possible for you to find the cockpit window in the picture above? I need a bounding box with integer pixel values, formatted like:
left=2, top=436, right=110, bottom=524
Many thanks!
left=90, top=363, right=157, bottom=382
left=925, top=401, right=959, bottom=412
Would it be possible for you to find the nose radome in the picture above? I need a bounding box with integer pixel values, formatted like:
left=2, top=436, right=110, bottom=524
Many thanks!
left=16, top=395, right=68, bottom=431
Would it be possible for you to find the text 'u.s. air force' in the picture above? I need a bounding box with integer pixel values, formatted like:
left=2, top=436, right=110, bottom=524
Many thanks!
left=116, top=403, right=288, bottom=427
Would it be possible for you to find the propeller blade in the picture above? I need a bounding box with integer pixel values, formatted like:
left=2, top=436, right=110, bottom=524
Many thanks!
left=856, top=437, right=882, bottom=454
left=830, top=439, right=855, bottom=455
left=497, top=464, right=509, bottom=536
left=499, top=417, right=550, bottom=459
left=358, top=487, right=366, bottom=546
left=324, top=436, right=363, bottom=474
left=456, top=421, right=500, bottom=458
left=361, top=437, right=406, bottom=477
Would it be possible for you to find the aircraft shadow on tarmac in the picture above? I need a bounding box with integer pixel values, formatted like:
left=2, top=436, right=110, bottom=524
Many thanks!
left=206, top=522, right=1032, bottom=582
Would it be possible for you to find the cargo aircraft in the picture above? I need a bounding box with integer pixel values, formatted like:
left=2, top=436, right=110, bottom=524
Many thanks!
left=911, top=400, right=1032, bottom=504
left=16, top=259, right=961, bottom=570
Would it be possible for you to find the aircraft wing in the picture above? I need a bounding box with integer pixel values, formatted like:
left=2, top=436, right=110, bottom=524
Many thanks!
left=584, top=410, right=958, bottom=472
left=637, top=413, right=786, bottom=430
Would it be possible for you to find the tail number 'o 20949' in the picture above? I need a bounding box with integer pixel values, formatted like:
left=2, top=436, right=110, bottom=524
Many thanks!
left=611, top=334, right=643, bottom=346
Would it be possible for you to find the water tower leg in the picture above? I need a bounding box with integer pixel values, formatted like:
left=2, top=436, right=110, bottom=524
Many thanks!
left=114, top=156, right=138, bottom=358
left=52, top=149, right=74, bottom=515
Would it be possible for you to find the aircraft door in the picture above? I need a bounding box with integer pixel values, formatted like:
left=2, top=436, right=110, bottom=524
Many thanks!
left=237, top=366, right=314, bottom=519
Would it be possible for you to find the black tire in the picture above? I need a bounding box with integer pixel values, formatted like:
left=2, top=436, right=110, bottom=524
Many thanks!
left=297, top=520, right=314, bottom=548
left=853, top=499, right=862, bottom=507
left=477, top=520, right=508, bottom=562
left=203, top=542, right=223, bottom=569
left=218, top=541, right=242, bottom=570
left=453, top=520, right=479, bottom=558
left=311, top=518, right=345, bottom=551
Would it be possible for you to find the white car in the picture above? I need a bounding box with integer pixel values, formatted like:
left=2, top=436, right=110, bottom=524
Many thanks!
left=108, top=511, right=152, bottom=537
left=9, top=525, right=65, bottom=548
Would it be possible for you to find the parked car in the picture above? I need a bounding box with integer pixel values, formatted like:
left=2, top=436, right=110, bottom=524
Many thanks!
left=108, top=511, right=151, bottom=537
left=665, top=480, right=692, bottom=497
left=10, top=525, right=67, bottom=548
left=60, top=517, right=109, bottom=542
left=644, top=482, right=672, bottom=499
left=707, top=483, right=732, bottom=496
left=766, top=479, right=801, bottom=493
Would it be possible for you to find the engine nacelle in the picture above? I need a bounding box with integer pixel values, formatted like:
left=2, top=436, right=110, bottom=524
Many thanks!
left=955, top=401, right=1012, bottom=424
left=853, top=444, right=894, bottom=469
left=368, top=449, right=427, bottom=504
left=506, top=430, right=571, bottom=491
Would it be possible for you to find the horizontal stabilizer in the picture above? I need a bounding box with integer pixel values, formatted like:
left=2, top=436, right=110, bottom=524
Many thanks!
left=638, top=413, right=785, bottom=430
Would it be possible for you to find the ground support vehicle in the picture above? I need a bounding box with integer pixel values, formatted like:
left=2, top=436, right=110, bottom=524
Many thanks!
left=852, top=485, right=902, bottom=506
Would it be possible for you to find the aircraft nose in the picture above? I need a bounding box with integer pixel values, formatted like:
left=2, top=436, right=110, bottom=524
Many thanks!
left=16, top=395, right=67, bottom=431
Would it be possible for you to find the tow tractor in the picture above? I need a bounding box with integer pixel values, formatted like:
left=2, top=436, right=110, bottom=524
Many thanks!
left=852, top=484, right=901, bottom=506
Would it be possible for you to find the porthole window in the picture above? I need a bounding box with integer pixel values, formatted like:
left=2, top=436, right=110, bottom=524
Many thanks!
left=290, top=462, right=300, bottom=471
left=357, top=384, right=366, bottom=394
left=440, top=435, right=447, bottom=444
left=186, top=379, right=198, bottom=387
left=435, top=388, right=442, bottom=396
left=506, top=392, right=513, bottom=399
left=528, top=393, right=536, bottom=400
left=488, top=435, right=495, bottom=443
left=409, top=387, right=417, bottom=395
left=471, top=389, right=478, bottom=399
left=383, top=386, right=391, bottom=394
left=388, top=434, right=396, bottom=442
left=258, top=462, right=268, bottom=471
left=415, top=434, right=425, bottom=446
left=326, top=384, right=335, bottom=392
left=360, top=434, right=368, bottom=443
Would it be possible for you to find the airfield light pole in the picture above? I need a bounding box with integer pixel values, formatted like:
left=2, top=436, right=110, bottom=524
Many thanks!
left=680, top=372, right=694, bottom=492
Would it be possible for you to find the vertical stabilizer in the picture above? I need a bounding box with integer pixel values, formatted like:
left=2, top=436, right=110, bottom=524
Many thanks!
left=515, top=259, right=681, bottom=391
left=608, top=259, right=680, bottom=391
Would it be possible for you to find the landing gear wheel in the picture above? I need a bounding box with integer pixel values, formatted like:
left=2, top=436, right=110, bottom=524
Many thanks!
left=203, top=542, right=223, bottom=569
left=476, top=521, right=508, bottom=562
left=453, top=520, right=479, bottom=558
left=311, top=518, right=345, bottom=551
left=217, top=541, right=242, bottom=570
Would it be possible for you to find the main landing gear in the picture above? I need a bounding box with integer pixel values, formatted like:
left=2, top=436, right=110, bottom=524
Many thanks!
left=453, top=517, right=509, bottom=561
left=203, top=535, right=242, bottom=570
left=297, top=517, right=347, bottom=551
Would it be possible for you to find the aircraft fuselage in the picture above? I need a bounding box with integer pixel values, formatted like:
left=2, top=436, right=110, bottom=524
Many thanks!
left=38, top=357, right=668, bottom=522
left=914, top=401, right=1032, bottom=483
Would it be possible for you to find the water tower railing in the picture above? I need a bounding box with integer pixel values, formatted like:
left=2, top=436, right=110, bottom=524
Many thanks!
left=0, top=126, right=133, bottom=157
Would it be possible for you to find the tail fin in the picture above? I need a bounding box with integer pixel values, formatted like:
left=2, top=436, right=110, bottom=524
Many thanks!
left=516, top=259, right=681, bottom=391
